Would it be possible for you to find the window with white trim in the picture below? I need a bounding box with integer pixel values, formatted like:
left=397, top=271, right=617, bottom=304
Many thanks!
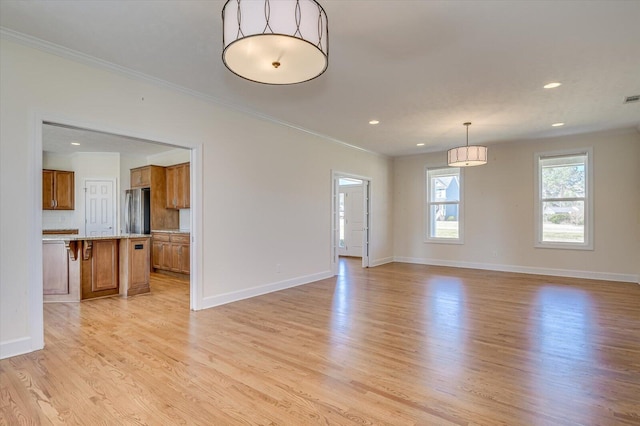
left=426, top=167, right=463, bottom=243
left=535, top=149, right=593, bottom=249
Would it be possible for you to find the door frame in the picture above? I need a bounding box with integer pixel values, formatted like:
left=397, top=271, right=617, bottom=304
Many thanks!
left=28, top=113, right=203, bottom=352
left=83, top=178, right=117, bottom=236
left=331, top=170, right=371, bottom=275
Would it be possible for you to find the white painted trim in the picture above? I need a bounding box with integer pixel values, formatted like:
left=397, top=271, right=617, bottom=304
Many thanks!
left=533, top=147, right=594, bottom=250
left=0, top=337, right=34, bottom=360
left=0, top=28, right=385, bottom=159
left=189, top=145, right=204, bottom=311
left=331, top=171, right=373, bottom=275
left=14, top=113, right=205, bottom=359
left=370, top=257, right=394, bottom=267
left=201, top=270, right=334, bottom=309
left=394, top=256, right=639, bottom=284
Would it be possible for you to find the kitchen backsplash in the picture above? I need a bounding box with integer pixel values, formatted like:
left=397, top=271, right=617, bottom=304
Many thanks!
left=43, top=210, right=77, bottom=230
left=179, top=209, right=190, bottom=231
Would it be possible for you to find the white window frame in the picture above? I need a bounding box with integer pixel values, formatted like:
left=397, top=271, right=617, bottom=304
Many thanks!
left=425, top=166, right=464, bottom=244
left=534, top=148, right=593, bottom=250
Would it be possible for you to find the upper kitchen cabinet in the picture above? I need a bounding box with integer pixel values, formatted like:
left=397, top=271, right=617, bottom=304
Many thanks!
left=130, top=165, right=152, bottom=188
left=166, top=162, right=190, bottom=209
left=43, top=169, right=74, bottom=210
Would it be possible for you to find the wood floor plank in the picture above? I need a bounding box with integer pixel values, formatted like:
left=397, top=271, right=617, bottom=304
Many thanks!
left=1, top=259, right=639, bottom=425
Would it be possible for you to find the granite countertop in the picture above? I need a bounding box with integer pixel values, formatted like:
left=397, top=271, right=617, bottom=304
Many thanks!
left=151, top=229, right=191, bottom=234
left=42, top=233, right=151, bottom=241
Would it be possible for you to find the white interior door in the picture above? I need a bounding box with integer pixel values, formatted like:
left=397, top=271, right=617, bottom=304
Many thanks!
left=339, top=183, right=364, bottom=257
left=85, top=179, right=115, bottom=236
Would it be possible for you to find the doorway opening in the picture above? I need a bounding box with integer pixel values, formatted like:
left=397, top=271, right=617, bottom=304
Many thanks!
left=39, top=120, right=198, bottom=306
left=332, top=171, right=371, bottom=276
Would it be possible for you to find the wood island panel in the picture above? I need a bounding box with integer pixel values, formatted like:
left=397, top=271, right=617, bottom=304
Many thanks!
left=81, top=239, right=119, bottom=300
left=119, top=237, right=150, bottom=297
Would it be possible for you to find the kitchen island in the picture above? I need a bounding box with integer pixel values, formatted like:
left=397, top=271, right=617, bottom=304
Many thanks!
left=43, top=234, right=151, bottom=302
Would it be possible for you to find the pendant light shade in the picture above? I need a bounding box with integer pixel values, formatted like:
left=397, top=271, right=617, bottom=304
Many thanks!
left=447, top=122, right=488, bottom=167
left=222, top=0, right=329, bottom=85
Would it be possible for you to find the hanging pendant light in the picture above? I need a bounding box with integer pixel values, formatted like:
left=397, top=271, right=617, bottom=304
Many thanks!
left=222, top=0, right=329, bottom=85
left=447, top=122, right=488, bottom=167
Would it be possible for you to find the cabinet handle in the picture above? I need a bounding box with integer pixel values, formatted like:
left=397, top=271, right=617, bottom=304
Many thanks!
left=51, top=200, right=55, bottom=208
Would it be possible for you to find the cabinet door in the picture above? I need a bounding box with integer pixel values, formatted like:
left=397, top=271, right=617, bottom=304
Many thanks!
left=178, top=163, right=190, bottom=208
left=43, top=241, right=69, bottom=295
left=152, top=240, right=164, bottom=269
left=131, top=167, right=151, bottom=188
left=81, top=239, right=119, bottom=300
left=161, top=242, right=173, bottom=270
left=170, top=243, right=182, bottom=272
left=43, top=170, right=55, bottom=210
left=54, top=171, right=75, bottom=210
left=179, top=244, right=190, bottom=274
left=128, top=238, right=150, bottom=291
left=166, top=166, right=177, bottom=208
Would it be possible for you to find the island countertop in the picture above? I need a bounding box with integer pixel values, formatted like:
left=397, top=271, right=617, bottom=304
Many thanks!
left=42, top=233, right=151, bottom=242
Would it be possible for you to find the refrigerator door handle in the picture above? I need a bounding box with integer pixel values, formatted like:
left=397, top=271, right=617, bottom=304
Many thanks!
left=124, top=192, right=131, bottom=233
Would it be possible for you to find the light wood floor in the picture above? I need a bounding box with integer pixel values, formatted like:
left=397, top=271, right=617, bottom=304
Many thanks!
left=2, top=259, right=639, bottom=425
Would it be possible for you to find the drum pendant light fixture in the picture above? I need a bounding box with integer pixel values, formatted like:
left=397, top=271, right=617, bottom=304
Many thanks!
left=447, top=122, right=488, bottom=167
left=222, top=0, right=329, bottom=85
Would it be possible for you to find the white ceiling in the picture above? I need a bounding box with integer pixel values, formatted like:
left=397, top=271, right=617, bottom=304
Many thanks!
left=2, top=0, right=639, bottom=157
left=42, top=123, right=181, bottom=156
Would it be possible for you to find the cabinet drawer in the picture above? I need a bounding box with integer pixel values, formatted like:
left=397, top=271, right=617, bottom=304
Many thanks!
left=170, top=234, right=190, bottom=244
left=152, top=233, right=170, bottom=242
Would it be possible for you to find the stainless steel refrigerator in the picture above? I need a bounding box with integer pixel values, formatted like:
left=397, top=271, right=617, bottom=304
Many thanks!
left=124, top=188, right=151, bottom=234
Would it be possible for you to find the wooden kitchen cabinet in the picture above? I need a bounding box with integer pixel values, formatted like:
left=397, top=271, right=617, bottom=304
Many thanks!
left=119, top=237, right=150, bottom=297
left=151, top=232, right=190, bottom=275
left=130, top=166, right=151, bottom=188
left=81, top=239, right=120, bottom=300
left=43, top=169, right=74, bottom=210
left=166, top=162, right=190, bottom=209
left=130, top=165, right=178, bottom=230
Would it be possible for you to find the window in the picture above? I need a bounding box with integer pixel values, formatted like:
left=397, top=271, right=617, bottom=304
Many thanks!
left=535, top=149, right=593, bottom=250
left=426, top=167, right=463, bottom=243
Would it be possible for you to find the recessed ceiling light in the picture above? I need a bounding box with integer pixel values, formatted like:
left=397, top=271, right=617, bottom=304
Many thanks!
left=369, top=120, right=380, bottom=125
left=543, top=82, right=562, bottom=89
left=70, top=142, right=81, bottom=146
left=551, top=122, right=565, bottom=127
left=416, top=143, right=425, bottom=146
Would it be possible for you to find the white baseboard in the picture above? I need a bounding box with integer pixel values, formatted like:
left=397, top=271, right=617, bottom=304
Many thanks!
left=0, top=336, right=37, bottom=360
left=393, top=256, right=639, bottom=284
left=201, top=270, right=334, bottom=310
left=370, top=257, right=394, bottom=267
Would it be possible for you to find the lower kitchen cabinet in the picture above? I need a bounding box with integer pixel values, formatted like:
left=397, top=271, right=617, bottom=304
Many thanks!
left=152, top=232, right=190, bottom=275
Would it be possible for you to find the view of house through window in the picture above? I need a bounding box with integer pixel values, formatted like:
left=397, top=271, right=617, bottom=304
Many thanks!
left=537, top=151, right=591, bottom=248
left=426, top=167, right=461, bottom=241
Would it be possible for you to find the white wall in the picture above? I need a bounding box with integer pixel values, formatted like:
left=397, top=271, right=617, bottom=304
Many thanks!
left=0, top=38, right=394, bottom=358
left=393, top=130, right=640, bottom=282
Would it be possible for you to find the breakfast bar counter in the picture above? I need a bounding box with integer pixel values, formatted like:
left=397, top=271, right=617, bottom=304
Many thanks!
left=43, top=234, right=151, bottom=302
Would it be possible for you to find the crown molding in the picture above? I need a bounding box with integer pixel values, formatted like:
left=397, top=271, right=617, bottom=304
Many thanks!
left=0, top=27, right=385, bottom=158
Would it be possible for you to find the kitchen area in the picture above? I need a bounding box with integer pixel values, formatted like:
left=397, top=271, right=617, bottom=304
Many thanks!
left=42, top=123, right=191, bottom=303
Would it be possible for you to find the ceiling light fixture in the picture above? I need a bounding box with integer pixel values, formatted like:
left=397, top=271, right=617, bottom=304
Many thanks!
left=70, top=142, right=81, bottom=146
left=222, top=0, right=329, bottom=85
left=417, top=143, right=425, bottom=146
left=447, top=122, right=487, bottom=167
left=551, top=122, right=565, bottom=127
left=543, top=82, right=562, bottom=89
left=369, top=120, right=380, bottom=125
